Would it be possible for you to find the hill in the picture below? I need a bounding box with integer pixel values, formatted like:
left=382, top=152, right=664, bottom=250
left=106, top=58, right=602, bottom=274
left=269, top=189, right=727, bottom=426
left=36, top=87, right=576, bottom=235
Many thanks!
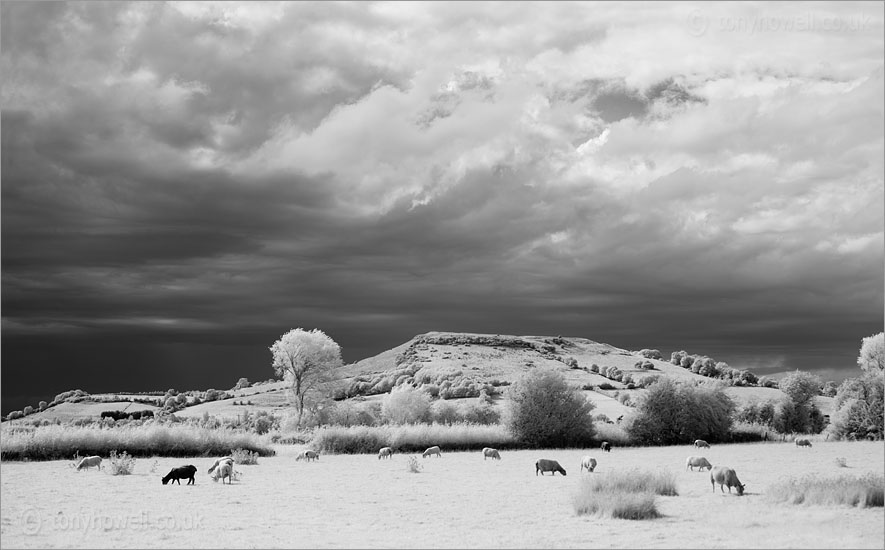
left=14, top=331, right=834, bottom=424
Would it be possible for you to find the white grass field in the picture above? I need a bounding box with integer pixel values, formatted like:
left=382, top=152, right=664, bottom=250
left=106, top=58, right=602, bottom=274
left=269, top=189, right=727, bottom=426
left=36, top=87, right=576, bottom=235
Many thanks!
left=1, top=440, right=882, bottom=549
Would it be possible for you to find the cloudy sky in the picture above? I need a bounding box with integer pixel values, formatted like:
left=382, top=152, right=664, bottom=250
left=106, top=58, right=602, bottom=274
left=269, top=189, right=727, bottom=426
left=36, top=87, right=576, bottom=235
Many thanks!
left=2, top=1, right=883, bottom=413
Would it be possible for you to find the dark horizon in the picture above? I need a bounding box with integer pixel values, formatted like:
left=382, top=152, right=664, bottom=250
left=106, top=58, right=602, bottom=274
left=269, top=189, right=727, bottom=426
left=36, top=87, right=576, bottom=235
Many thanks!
left=2, top=2, right=883, bottom=415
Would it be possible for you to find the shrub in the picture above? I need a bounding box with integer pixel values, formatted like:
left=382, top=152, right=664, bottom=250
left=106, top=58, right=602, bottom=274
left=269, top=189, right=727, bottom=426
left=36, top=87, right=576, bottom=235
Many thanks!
left=598, top=382, right=615, bottom=390
left=459, top=401, right=500, bottom=425
left=38, top=401, right=48, bottom=411
left=766, top=473, right=884, bottom=507
left=506, top=369, right=596, bottom=448
left=625, top=378, right=734, bottom=445
left=589, top=364, right=599, bottom=373
left=231, top=448, right=259, bottom=465
left=639, top=349, right=663, bottom=360
left=430, top=400, right=460, bottom=425
left=23, top=406, right=34, bottom=416
left=107, top=450, right=136, bottom=475
left=381, top=385, right=431, bottom=424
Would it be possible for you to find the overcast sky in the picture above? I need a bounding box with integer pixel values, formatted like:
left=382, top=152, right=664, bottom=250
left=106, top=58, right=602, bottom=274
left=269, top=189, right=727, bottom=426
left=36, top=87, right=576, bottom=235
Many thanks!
left=2, top=1, right=883, bottom=413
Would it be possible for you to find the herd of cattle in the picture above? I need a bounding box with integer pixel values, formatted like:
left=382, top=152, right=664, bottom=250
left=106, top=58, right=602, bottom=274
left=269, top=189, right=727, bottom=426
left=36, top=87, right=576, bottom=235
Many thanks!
left=72, top=436, right=818, bottom=495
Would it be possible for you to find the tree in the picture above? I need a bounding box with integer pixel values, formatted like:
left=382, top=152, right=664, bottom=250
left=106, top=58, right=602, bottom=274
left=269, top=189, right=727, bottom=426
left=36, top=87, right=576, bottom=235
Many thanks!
left=857, top=332, right=884, bottom=374
left=778, top=370, right=822, bottom=405
left=624, top=378, right=735, bottom=445
left=830, top=373, right=884, bottom=440
left=506, top=369, right=596, bottom=447
left=380, top=385, right=431, bottom=424
left=233, top=377, right=251, bottom=390
left=270, top=328, right=343, bottom=427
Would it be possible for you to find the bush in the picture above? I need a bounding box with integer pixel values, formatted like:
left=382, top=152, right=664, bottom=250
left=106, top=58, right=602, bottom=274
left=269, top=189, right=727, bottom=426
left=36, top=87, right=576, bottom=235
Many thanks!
left=381, top=385, right=431, bottom=424
left=506, top=369, right=596, bottom=448
left=430, top=400, right=460, bottom=425
left=231, top=447, right=259, bottom=465
left=107, top=450, right=136, bottom=475
left=766, top=473, right=884, bottom=507
left=638, top=349, right=663, bottom=360
left=598, top=382, right=615, bottom=391
left=625, top=378, right=735, bottom=445
left=459, top=401, right=500, bottom=425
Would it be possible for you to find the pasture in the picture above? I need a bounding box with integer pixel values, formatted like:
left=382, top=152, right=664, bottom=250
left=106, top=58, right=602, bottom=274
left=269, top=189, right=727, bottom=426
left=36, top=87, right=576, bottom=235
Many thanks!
left=1, top=440, right=882, bottom=548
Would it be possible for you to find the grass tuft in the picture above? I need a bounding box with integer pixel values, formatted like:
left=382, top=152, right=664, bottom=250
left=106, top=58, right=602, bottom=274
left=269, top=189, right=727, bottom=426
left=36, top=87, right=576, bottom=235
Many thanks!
left=231, top=448, right=259, bottom=465
left=406, top=455, right=423, bottom=473
left=766, top=473, right=884, bottom=508
left=106, top=450, right=136, bottom=476
left=572, top=469, right=674, bottom=519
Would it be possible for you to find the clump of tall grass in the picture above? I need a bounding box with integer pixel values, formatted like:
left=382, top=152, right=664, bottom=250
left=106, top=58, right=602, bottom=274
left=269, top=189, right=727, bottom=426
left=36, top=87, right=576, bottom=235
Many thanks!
left=406, top=456, right=423, bottom=473
left=231, top=448, right=259, bottom=465
left=107, top=450, right=136, bottom=475
left=0, top=423, right=275, bottom=460
left=310, top=422, right=513, bottom=454
left=766, top=473, right=884, bottom=508
left=572, top=469, right=676, bottom=520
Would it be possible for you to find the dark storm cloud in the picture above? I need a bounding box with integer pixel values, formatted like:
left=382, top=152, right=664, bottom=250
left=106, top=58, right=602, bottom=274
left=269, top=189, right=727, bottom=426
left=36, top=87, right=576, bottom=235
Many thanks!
left=2, top=2, right=883, bottom=413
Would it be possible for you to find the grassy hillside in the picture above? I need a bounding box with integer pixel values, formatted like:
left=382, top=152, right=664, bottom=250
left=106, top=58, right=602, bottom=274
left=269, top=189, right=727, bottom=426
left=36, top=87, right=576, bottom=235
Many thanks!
left=13, top=331, right=833, bottom=424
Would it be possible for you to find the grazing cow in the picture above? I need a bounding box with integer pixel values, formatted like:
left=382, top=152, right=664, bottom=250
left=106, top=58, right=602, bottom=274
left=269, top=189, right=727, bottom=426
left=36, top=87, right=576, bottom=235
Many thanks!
left=580, top=456, right=597, bottom=473
left=162, top=465, right=197, bottom=485
left=76, top=456, right=102, bottom=471
left=600, top=441, right=611, bottom=452
left=795, top=438, right=813, bottom=448
left=482, top=447, right=501, bottom=460
left=422, top=446, right=442, bottom=458
left=296, top=450, right=320, bottom=462
left=710, top=466, right=745, bottom=496
left=694, top=439, right=710, bottom=449
left=685, top=456, right=713, bottom=471
left=378, top=447, right=393, bottom=460
left=535, top=459, right=567, bottom=476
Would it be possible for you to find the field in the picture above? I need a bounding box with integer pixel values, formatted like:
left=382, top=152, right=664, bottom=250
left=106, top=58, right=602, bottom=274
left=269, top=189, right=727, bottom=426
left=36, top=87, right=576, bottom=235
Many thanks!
left=1, top=440, right=882, bottom=548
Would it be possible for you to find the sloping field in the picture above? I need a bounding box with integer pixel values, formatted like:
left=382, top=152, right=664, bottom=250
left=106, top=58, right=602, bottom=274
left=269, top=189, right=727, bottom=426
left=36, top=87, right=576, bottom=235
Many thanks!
left=1, top=440, right=881, bottom=549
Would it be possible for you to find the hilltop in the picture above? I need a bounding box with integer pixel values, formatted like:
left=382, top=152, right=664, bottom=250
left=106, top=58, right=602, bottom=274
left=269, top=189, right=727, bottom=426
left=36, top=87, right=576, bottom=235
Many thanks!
left=11, top=331, right=834, bottom=424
